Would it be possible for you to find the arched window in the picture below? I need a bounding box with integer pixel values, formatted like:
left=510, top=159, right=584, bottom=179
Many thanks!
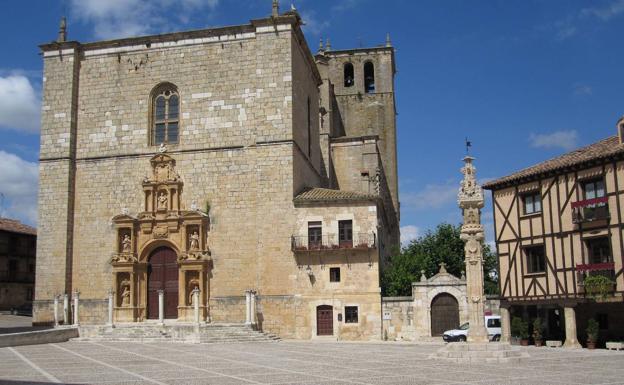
left=151, top=84, right=179, bottom=145
left=364, top=62, right=375, bottom=93
left=344, top=63, right=354, bottom=87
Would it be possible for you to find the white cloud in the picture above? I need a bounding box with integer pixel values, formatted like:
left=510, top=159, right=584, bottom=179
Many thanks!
left=529, top=130, right=579, bottom=151
left=581, top=0, right=624, bottom=21
left=401, top=180, right=458, bottom=212
left=0, top=151, right=38, bottom=225
left=0, top=75, right=40, bottom=133
left=70, top=0, right=220, bottom=40
left=400, top=225, right=420, bottom=247
left=573, top=84, right=593, bottom=96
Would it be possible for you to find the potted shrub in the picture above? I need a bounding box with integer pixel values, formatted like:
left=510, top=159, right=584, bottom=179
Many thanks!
left=586, top=319, right=599, bottom=349
left=511, top=317, right=529, bottom=346
left=532, top=318, right=543, bottom=347
left=584, top=275, right=615, bottom=300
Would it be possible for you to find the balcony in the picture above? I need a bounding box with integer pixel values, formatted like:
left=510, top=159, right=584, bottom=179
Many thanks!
left=576, top=262, right=615, bottom=295
left=0, top=270, right=35, bottom=283
left=571, top=197, right=610, bottom=224
left=291, top=233, right=376, bottom=252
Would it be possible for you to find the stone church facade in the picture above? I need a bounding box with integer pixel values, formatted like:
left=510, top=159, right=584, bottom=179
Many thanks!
left=34, top=6, right=399, bottom=340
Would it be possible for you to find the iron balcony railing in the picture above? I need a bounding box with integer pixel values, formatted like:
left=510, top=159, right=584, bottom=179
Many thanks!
left=576, top=262, right=616, bottom=294
left=291, top=233, right=376, bottom=251
left=0, top=270, right=35, bottom=283
left=572, top=197, right=610, bottom=224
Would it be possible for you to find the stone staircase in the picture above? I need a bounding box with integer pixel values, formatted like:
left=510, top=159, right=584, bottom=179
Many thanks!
left=77, top=323, right=280, bottom=344
left=429, top=342, right=530, bottom=363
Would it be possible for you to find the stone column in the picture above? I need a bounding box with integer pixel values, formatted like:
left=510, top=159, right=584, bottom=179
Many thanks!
left=72, top=291, right=80, bottom=326
left=244, top=290, right=251, bottom=325
left=563, top=306, right=581, bottom=348
left=500, top=306, right=511, bottom=343
left=107, top=289, right=114, bottom=327
left=63, top=294, right=69, bottom=325
left=158, top=290, right=165, bottom=326
left=250, top=291, right=257, bottom=326
left=193, top=288, right=200, bottom=325
left=458, top=156, right=489, bottom=343
left=53, top=295, right=59, bottom=327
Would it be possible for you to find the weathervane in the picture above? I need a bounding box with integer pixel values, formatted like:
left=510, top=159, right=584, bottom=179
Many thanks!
left=465, top=137, right=472, bottom=155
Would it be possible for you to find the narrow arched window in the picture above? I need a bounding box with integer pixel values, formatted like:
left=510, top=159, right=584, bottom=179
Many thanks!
left=151, top=84, right=179, bottom=145
left=364, top=62, right=375, bottom=93
left=344, top=63, right=354, bottom=87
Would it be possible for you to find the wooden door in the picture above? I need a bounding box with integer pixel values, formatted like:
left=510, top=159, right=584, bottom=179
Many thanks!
left=430, top=293, right=459, bottom=336
left=147, top=247, right=179, bottom=319
left=316, top=305, right=333, bottom=336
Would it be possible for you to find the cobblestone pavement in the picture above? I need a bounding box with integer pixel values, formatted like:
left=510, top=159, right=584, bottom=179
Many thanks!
left=1, top=341, right=623, bottom=385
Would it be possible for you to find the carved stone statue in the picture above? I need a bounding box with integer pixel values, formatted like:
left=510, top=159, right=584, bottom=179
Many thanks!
left=187, top=277, right=200, bottom=305
left=189, top=231, right=200, bottom=251
left=120, top=279, right=131, bottom=307
left=121, top=234, right=131, bottom=253
left=157, top=191, right=168, bottom=210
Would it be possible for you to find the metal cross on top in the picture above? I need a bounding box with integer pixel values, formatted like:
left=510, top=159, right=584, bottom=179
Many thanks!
left=465, top=137, right=472, bottom=155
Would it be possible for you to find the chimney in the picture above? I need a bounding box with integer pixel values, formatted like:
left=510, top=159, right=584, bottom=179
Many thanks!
left=618, top=116, right=624, bottom=145
left=272, top=0, right=279, bottom=17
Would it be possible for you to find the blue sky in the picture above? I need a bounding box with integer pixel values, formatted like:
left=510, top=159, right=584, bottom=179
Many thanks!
left=0, top=0, right=623, bottom=247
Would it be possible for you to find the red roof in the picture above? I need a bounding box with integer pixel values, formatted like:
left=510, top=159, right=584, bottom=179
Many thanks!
left=0, top=218, right=37, bottom=236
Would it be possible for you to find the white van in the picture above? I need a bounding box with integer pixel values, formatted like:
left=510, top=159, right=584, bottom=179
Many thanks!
left=442, top=315, right=501, bottom=342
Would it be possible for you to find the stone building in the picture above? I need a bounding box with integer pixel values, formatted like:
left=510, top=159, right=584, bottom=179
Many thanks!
left=0, top=218, right=36, bottom=311
left=483, top=118, right=624, bottom=347
left=34, top=4, right=399, bottom=340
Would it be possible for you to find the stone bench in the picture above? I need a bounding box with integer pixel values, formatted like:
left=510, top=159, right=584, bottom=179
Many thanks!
left=546, top=340, right=562, bottom=348
left=606, top=342, right=624, bottom=351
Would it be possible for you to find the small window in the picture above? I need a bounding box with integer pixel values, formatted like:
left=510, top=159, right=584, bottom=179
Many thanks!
left=586, top=237, right=612, bottom=264
left=308, top=221, right=322, bottom=249
left=364, top=62, right=375, bottom=93
left=345, top=306, right=358, bottom=323
left=330, top=267, right=340, bottom=282
left=344, top=63, right=354, bottom=87
left=338, top=220, right=353, bottom=247
left=583, top=179, right=605, bottom=200
left=525, top=246, right=546, bottom=274
left=523, top=192, right=542, bottom=215
left=151, top=84, right=180, bottom=145
left=487, top=318, right=501, bottom=328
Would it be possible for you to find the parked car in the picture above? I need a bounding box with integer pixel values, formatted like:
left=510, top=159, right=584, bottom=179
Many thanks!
left=442, top=315, right=501, bottom=342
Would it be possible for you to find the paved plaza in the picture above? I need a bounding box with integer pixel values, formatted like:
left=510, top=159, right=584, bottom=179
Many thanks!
left=1, top=340, right=624, bottom=385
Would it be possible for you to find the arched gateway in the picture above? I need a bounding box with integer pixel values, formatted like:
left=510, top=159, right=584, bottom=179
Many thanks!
left=147, top=247, right=178, bottom=319
left=430, top=293, right=459, bottom=336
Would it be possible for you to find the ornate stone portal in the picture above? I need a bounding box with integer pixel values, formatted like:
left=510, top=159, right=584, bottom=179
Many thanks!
left=458, top=156, right=489, bottom=343
left=110, top=153, right=211, bottom=322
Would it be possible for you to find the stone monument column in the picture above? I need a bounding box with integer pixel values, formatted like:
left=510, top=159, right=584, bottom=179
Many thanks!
left=458, top=156, right=489, bottom=343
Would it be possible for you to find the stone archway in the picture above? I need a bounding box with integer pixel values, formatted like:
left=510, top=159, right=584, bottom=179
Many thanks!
left=147, top=246, right=178, bottom=319
left=430, top=293, right=459, bottom=336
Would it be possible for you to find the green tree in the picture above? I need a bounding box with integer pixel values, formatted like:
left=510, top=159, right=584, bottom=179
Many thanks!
left=381, top=223, right=499, bottom=296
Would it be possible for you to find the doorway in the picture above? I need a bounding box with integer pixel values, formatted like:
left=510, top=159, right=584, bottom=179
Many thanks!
left=147, top=246, right=179, bottom=319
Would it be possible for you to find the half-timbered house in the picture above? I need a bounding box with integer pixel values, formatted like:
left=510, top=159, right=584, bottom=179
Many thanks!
left=484, top=117, right=624, bottom=347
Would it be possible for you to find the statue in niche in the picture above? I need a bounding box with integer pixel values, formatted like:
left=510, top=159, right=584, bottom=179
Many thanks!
left=189, top=231, right=200, bottom=251
left=121, top=234, right=132, bottom=253
left=120, top=279, right=131, bottom=307
left=157, top=191, right=168, bottom=210
left=464, top=207, right=479, bottom=225
left=187, top=277, right=200, bottom=305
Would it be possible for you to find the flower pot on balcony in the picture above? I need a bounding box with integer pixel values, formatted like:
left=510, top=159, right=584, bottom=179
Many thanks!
left=520, top=339, right=529, bottom=346
left=587, top=342, right=596, bottom=350
left=534, top=339, right=543, bottom=347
